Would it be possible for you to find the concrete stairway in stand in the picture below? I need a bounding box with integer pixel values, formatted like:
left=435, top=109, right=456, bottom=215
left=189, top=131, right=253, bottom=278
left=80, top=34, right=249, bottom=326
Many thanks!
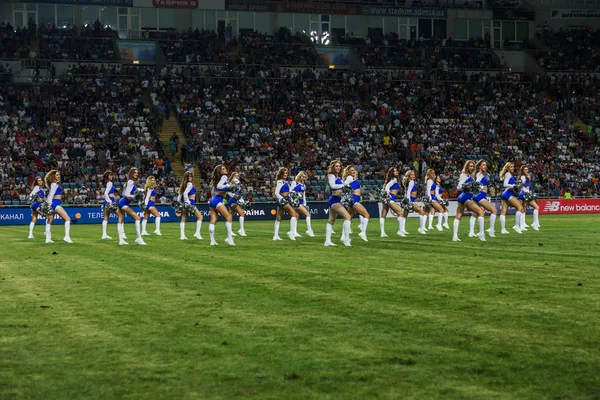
left=572, top=115, right=589, bottom=135
left=228, top=43, right=242, bottom=62
left=158, top=117, right=202, bottom=188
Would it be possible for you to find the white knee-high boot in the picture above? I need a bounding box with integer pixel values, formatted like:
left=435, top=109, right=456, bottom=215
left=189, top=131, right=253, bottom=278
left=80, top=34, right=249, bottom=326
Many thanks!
left=324, top=223, right=335, bottom=246
left=452, top=218, right=460, bottom=241
left=469, top=216, right=476, bottom=236
left=180, top=222, right=187, bottom=240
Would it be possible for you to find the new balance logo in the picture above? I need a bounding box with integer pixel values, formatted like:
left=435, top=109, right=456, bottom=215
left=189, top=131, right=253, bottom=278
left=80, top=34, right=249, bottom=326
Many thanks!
left=543, top=201, right=560, bottom=212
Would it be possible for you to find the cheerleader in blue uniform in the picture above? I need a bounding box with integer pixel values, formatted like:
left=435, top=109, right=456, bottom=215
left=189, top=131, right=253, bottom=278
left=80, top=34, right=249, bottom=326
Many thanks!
left=178, top=171, right=204, bottom=241
left=325, top=160, right=352, bottom=246
left=44, top=170, right=73, bottom=244
left=402, top=170, right=428, bottom=235
left=116, top=168, right=146, bottom=245
left=381, top=167, right=408, bottom=237
left=273, top=167, right=299, bottom=241
left=453, top=160, right=486, bottom=242
left=27, top=176, right=45, bottom=239
left=499, top=162, right=525, bottom=234
left=343, top=165, right=370, bottom=242
left=470, top=160, right=498, bottom=238
left=434, top=176, right=450, bottom=229
left=519, top=166, right=540, bottom=231
left=101, top=171, right=116, bottom=240
left=226, top=171, right=247, bottom=237
left=141, top=176, right=162, bottom=236
left=424, top=169, right=445, bottom=232
left=208, top=165, right=235, bottom=246
left=290, top=171, right=314, bottom=237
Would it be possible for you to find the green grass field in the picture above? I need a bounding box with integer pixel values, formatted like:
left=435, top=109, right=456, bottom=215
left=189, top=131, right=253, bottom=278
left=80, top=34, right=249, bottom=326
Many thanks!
left=1, top=215, right=599, bottom=399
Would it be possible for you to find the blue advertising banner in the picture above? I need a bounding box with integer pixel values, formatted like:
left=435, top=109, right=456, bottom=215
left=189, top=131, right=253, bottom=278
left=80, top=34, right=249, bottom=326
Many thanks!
left=0, top=202, right=526, bottom=226
left=117, top=41, right=157, bottom=62
left=315, top=45, right=351, bottom=67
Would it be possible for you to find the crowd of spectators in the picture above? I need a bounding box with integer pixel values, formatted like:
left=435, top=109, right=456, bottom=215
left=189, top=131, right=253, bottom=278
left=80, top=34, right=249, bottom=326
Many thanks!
left=0, top=68, right=180, bottom=205
left=2, top=63, right=599, bottom=205
left=149, top=66, right=599, bottom=201
left=0, top=22, right=35, bottom=59
left=1, top=26, right=600, bottom=205
left=236, top=30, right=500, bottom=70
left=535, top=27, right=600, bottom=71
left=0, top=22, right=518, bottom=73
left=345, top=35, right=499, bottom=69
left=553, top=73, right=600, bottom=137
left=38, top=21, right=118, bottom=61
left=159, top=29, right=232, bottom=64
left=239, top=30, right=322, bottom=67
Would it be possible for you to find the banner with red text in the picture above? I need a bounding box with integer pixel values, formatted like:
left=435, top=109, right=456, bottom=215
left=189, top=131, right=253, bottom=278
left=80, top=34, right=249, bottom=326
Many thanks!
left=152, top=0, right=198, bottom=9
left=538, top=199, right=600, bottom=214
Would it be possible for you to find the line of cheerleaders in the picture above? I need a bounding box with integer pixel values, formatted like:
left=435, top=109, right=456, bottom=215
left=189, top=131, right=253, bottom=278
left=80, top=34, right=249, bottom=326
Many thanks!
left=26, top=160, right=540, bottom=246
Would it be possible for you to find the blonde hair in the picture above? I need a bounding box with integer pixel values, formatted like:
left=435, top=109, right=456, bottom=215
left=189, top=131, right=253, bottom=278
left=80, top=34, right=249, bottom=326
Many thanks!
left=45, top=170, right=59, bottom=188
left=461, top=160, right=475, bottom=175
left=342, top=166, right=355, bottom=180
left=145, top=176, right=156, bottom=191
left=424, top=168, right=435, bottom=184
left=500, top=162, right=514, bottom=180
left=327, top=160, right=342, bottom=177
left=295, top=171, right=307, bottom=182
left=402, top=170, right=414, bottom=188
left=179, top=171, right=193, bottom=194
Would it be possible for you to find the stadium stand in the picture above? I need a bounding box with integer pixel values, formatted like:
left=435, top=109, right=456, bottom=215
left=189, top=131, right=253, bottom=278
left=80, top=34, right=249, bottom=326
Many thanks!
left=345, top=36, right=500, bottom=69
left=0, top=22, right=34, bottom=59
left=535, top=27, right=600, bottom=71
left=1, top=24, right=599, bottom=205
left=0, top=68, right=180, bottom=205
left=158, top=29, right=232, bottom=64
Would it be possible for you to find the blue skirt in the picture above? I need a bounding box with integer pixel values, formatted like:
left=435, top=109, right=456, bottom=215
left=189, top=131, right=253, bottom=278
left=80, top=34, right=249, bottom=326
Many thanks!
left=500, top=189, right=514, bottom=201
left=473, top=192, right=487, bottom=203
left=51, top=199, right=61, bottom=210
left=118, top=197, right=131, bottom=208
left=209, top=195, right=224, bottom=208
left=457, top=192, right=473, bottom=205
left=328, top=195, right=342, bottom=207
